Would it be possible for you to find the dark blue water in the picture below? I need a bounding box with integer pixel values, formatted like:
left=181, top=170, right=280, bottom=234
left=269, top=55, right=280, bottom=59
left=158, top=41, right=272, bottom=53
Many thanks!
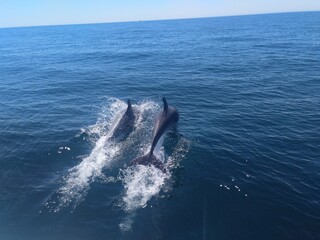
left=1, top=12, right=320, bottom=240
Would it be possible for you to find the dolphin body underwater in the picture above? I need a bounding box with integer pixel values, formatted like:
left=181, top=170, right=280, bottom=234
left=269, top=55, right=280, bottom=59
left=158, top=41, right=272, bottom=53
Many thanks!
left=130, top=97, right=179, bottom=172
left=110, top=99, right=136, bottom=142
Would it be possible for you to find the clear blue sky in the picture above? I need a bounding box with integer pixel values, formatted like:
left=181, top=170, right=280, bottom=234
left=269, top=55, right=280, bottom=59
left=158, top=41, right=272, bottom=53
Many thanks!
left=1, top=0, right=320, bottom=28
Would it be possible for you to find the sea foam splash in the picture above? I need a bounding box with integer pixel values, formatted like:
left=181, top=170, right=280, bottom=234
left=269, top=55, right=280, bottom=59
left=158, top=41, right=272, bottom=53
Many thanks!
left=118, top=134, right=191, bottom=231
left=56, top=136, right=119, bottom=209
left=121, top=164, right=167, bottom=211
left=119, top=136, right=191, bottom=212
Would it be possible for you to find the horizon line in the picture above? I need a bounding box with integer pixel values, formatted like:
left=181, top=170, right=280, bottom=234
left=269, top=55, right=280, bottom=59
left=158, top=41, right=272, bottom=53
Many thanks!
left=1, top=10, right=319, bottom=30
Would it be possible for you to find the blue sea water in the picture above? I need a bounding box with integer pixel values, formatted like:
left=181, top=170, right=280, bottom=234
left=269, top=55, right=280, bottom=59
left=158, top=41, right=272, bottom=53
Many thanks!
left=0, top=11, right=320, bottom=240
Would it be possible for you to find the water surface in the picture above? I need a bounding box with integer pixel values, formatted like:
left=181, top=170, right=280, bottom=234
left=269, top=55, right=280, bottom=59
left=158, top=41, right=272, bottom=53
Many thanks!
left=0, top=11, right=320, bottom=240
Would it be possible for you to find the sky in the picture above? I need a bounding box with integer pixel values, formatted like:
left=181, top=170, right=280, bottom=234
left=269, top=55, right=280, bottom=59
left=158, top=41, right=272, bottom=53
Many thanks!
left=0, top=0, right=320, bottom=28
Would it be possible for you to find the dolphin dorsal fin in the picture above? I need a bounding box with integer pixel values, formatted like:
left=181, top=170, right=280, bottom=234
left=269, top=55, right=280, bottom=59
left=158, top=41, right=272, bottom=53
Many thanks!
left=126, top=99, right=132, bottom=113
left=162, top=97, right=168, bottom=113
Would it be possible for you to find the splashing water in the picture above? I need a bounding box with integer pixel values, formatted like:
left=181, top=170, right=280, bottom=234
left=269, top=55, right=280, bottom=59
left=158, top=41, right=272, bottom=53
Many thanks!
left=120, top=164, right=168, bottom=212
left=57, top=138, right=120, bottom=208
left=120, top=136, right=191, bottom=211
left=118, top=136, right=191, bottom=230
left=52, top=99, right=126, bottom=210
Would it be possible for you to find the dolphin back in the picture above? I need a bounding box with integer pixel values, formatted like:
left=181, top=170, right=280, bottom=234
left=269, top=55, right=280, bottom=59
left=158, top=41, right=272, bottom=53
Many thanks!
left=110, top=99, right=135, bottom=141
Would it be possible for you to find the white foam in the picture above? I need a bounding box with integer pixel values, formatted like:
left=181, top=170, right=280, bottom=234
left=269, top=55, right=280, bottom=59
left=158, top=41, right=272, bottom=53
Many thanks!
left=55, top=99, right=128, bottom=209
left=119, top=124, right=191, bottom=218
left=120, top=164, right=167, bottom=212
left=57, top=137, right=119, bottom=208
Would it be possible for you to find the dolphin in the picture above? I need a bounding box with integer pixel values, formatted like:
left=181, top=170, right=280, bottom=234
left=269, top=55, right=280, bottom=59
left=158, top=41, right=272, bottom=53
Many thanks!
left=130, top=97, right=179, bottom=171
left=110, top=99, right=136, bottom=142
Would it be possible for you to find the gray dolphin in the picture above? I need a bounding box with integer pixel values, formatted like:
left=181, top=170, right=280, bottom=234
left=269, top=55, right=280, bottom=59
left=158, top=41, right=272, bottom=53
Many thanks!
left=110, top=99, right=136, bottom=142
left=130, top=97, right=179, bottom=171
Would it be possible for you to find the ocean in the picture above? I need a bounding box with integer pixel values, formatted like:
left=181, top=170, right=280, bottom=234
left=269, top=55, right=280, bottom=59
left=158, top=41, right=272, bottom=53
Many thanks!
left=0, top=11, right=319, bottom=240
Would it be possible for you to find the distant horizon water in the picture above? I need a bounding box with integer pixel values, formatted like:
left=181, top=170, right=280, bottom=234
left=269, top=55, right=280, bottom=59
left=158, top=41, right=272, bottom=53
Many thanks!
left=1, top=10, right=320, bottom=29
